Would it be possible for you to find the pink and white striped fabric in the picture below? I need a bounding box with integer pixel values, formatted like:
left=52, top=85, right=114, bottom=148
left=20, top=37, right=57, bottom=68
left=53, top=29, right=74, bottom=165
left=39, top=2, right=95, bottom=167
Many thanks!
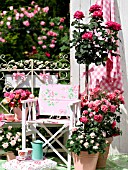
left=88, top=0, right=123, bottom=92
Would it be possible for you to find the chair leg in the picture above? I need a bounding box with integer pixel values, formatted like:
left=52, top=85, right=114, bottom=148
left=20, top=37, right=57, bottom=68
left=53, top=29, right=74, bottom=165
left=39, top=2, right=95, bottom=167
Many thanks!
left=67, top=152, right=71, bottom=170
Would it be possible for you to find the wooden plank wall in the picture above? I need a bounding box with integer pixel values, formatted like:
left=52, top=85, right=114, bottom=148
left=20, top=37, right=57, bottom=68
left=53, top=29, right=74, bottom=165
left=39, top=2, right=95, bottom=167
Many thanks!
left=70, top=0, right=128, bottom=155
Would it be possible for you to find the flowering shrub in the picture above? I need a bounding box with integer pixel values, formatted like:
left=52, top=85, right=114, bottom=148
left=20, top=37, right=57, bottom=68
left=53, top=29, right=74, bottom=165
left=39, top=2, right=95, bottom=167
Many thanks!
left=66, top=87, right=124, bottom=155
left=2, top=89, right=32, bottom=109
left=0, top=1, right=69, bottom=62
left=0, top=126, right=22, bottom=155
left=71, top=4, right=121, bottom=65
left=80, top=87, right=124, bottom=138
left=0, top=126, right=31, bottom=155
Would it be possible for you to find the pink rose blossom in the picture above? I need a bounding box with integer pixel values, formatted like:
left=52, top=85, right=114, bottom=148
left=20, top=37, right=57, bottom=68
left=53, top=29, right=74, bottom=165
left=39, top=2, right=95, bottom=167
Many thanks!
left=7, top=16, right=12, bottom=21
left=74, top=11, right=84, bottom=19
left=59, top=25, right=64, bottom=30
left=31, top=1, right=35, bottom=5
left=10, top=140, right=16, bottom=146
left=38, top=41, right=43, bottom=45
left=101, top=105, right=108, bottom=113
left=89, top=112, right=94, bottom=117
left=82, top=110, right=88, bottom=115
left=9, top=6, right=13, bottom=10
left=79, top=116, right=88, bottom=124
left=42, top=36, right=47, bottom=40
left=94, top=114, right=103, bottom=123
left=42, top=6, right=49, bottom=13
left=2, top=143, right=9, bottom=149
left=50, top=22, right=54, bottom=26
left=42, top=45, right=47, bottom=49
left=23, top=20, right=30, bottom=27
left=20, top=7, right=25, bottom=12
left=50, top=44, right=55, bottom=48
left=20, top=13, right=24, bottom=18
left=60, top=17, right=65, bottom=22
left=40, top=21, right=45, bottom=26
left=110, top=105, right=117, bottom=112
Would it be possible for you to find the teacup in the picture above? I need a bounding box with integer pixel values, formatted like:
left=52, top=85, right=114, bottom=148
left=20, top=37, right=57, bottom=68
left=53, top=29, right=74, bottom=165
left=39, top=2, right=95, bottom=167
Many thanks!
left=18, top=149, right=28, bottom=160
left=26, top=148, right=33, bottom=159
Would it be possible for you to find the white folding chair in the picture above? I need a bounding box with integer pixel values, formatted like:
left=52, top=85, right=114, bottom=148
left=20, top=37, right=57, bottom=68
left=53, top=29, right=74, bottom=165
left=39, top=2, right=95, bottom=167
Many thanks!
left=21, top=84, right=81, bottom=170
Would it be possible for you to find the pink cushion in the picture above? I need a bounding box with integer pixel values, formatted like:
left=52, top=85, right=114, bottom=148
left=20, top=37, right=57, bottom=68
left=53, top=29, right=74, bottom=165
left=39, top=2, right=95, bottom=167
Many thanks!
left=38, top=84, right=79, bottom=116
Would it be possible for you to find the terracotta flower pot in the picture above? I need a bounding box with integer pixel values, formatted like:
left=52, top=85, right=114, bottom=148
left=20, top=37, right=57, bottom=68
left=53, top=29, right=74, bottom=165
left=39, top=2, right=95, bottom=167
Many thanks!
left=6, top=151, right=16, bottom=161
left=13, top=107, right=28, bottom=121
left=72, top=151, right=99, bottom=170
left=96, top=137, right=113, bottom=169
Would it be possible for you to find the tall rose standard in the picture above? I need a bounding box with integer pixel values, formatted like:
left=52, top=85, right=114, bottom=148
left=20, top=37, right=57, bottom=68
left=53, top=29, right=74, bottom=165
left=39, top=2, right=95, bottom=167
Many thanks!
left=71, top=4, right=121, bottom=65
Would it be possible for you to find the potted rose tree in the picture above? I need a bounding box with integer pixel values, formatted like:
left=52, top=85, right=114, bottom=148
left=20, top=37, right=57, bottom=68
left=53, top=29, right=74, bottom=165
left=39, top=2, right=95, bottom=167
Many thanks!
left=80, top=87, right=124, bottom=168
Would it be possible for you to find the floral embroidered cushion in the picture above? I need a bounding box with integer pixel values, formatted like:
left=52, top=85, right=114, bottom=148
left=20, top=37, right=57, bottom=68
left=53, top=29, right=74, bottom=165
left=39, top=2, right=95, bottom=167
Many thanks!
left=38, top=84, right=79, bottom=116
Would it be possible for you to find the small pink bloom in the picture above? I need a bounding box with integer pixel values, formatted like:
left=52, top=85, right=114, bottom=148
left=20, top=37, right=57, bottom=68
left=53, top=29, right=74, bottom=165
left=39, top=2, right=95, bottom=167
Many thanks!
left=59, top=25, right=64, bottom=30
left=42, top=45, right=47, bottom=49
left=60, top=17, right=65, bottom=22
left=31, top=1, right=35, bottom=5
left=50, top=22, right=54, bottom=26
left=40, top=21, right=45, bottom=26
left=9, top=6, right=13, bottom=10
left=42, top=6, right=49, bottom=13
left=7, top=16, right=12, bottom=21
left=38, top=41, right=43, bottom=45
left=23, top=20, right=30, bottom=27
left=49, top=44, right=55, bottom=48
left=82, top=110, right=88, bottom=115
left=20, top=13, right=24, bottom=18
left=42, top=36, right=47, bottom=40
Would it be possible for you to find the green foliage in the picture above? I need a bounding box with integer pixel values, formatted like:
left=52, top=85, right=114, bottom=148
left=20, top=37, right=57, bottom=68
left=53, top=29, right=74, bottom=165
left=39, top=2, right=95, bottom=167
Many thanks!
left=0, top=1, right=70, bottom=62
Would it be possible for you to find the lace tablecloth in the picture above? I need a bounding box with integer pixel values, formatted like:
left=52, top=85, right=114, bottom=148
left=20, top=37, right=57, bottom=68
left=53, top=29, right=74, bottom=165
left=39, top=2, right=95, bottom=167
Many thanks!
left=2, top=158, right=57, bottom=170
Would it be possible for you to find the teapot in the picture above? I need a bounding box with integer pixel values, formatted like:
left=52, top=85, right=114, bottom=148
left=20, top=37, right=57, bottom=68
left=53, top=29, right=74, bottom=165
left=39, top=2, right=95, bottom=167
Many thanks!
left=31, top=140, right=44, bottom=160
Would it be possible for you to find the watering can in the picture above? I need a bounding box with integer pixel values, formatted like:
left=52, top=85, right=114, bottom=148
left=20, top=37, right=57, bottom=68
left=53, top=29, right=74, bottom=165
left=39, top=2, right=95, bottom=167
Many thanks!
left=31, top=140, right=44, bottom=160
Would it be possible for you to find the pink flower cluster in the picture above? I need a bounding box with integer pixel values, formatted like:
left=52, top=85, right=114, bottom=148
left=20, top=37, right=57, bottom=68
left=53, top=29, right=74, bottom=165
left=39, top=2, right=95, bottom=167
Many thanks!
left=80, top=87, right=124, bottom=137
left=3, top=89, right=32, bottom=109
left=106, top=21, right=121, bottom=31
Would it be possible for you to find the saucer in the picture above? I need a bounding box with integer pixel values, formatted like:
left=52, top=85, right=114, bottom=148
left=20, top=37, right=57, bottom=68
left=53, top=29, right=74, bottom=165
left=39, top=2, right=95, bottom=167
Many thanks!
left=16, top=156, right=26, bottom=161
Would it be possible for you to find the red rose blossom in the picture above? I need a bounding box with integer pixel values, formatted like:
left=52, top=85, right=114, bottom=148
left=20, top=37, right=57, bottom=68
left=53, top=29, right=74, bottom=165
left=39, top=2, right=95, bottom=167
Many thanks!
left=82, top=32, right=93, bottom=40
left=112, top=121, right=116, bottom=128
left=89, top=4, right=101, bottom=13
left=92, top=10, right=103, bottom=18
left=74, top=11, right=84, bottom=19
left=106, top=21, right=121, bottom=31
